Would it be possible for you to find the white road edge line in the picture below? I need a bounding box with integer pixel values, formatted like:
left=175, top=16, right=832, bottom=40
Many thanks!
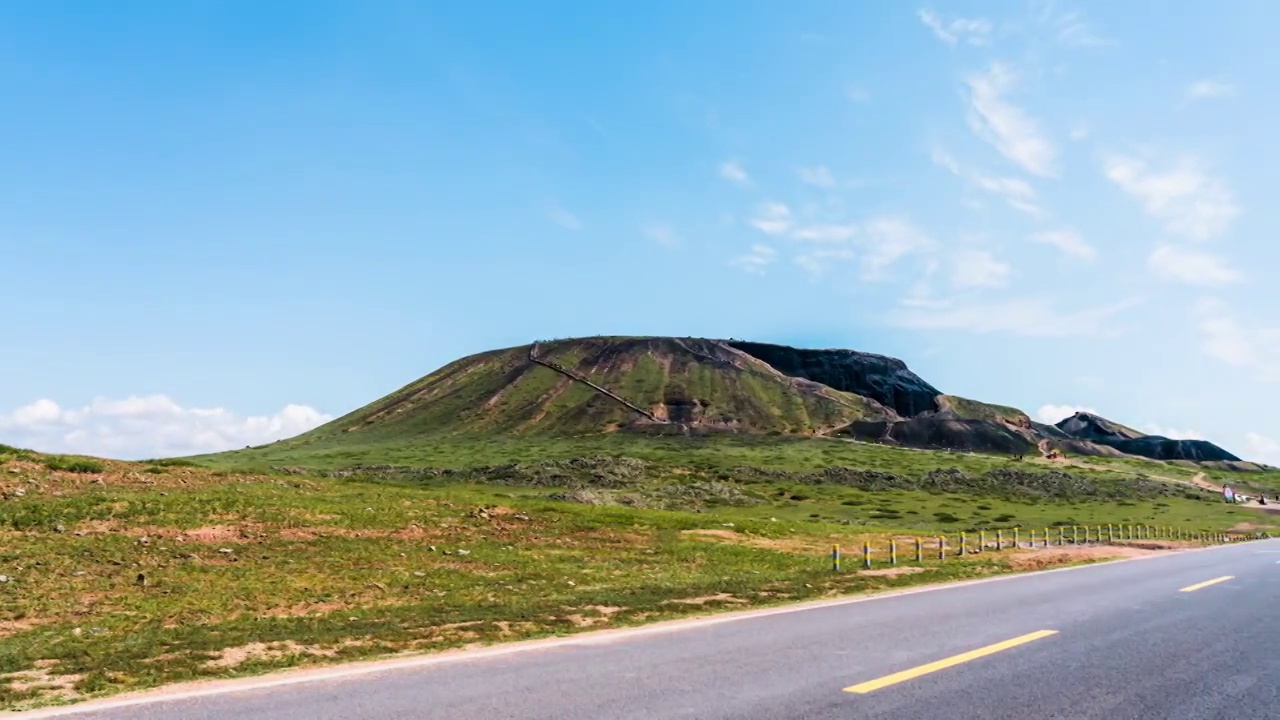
left=7, top=538, right=1272, bottom=718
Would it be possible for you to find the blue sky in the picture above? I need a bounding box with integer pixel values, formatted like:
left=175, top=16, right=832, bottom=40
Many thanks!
left=3, top=0, right=1279, bottom=462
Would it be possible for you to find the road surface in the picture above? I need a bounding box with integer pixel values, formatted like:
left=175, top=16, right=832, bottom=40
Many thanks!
left=15, top=540, right=1280, bottom=719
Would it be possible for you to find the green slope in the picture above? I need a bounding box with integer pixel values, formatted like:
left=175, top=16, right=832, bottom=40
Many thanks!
left=249, top=337, right=885, bottom=461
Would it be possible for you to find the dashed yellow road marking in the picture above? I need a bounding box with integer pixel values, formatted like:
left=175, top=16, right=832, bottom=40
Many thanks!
left=1179, top=576, right=1234, bottom=592
left=843, top=630, right=1059, bottom=694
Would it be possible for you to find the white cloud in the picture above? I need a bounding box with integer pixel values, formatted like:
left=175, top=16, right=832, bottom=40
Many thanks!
left=1103, top=155, right=1239, bottom=241
left=1184, top=80, right=1236, bottom=103
left=964, top=63, right=1057, bottom=177
left=889, top=296, right=1142, bottom=337
left=794, top=248, right=856, bottom=279
left=917, top=9, right=992, bottom=46
left=1141, top=424, right=1204, bottom=441
left=643, top=223, right=678, bottom=248
left=791, top=224, right=857, bottom=243
left=1069, top=122, right=1090, bottom=142
left=1244, top=433, right=1280, bottom=466
left=951, top=249, right=1011, bottom=288
left=730, top=244, right=778, bottom=275
left=547, top=206, right=582, bottom=230
left=1032, top=3, right=1110, bottom=47
left=1147, top=245, right=1242, bottom=287
left=860, top=217, right=937, bottom=280
left=798, top=166, right=837, bottom=189
left=0, top=395, right=331, bottom=460
left=718, top=160, right=751, bottom=185
left=749, top=202, right=793, bottom=235
left=1035, top=404, right=1096, bottom=424
left=1028, top=229, right=1096, bottom=261
left=1054, top=12, right=1108, bottom=47
left=1194, top=298, right=1280, bottom=380
left=932, top=148, right=1042, bottom=216
left=970, top=174, right=1041, bottom=216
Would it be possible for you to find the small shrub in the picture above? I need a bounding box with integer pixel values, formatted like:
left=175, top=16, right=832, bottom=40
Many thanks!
left=147, top=458, right=198, bottom=468
left=43, top=457, right=104, bottom=474
left=933, top=512, right=961, bottom=523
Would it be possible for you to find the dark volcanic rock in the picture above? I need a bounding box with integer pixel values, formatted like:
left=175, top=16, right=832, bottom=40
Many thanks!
left=842, top=417, right=1037, bottom=455
left=1106, top=437, right=1240, bottom=462
left=1054, top=412, right=1144, bottom=442
left=727, top=340, right=940, bottom=417
left=1055, top=412, right=1240, bottom=462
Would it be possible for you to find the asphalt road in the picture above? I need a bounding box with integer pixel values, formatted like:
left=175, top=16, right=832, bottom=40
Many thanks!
left=18, top=540, right=1280, bottom=719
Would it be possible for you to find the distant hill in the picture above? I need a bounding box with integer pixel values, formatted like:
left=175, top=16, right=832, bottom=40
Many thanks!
left=259, top=336, right=1250, bottom=469
left=1053, top=411, right=1241, bottom=463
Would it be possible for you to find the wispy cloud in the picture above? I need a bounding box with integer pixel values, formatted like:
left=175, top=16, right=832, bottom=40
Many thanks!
left=1028, top=229, right=1096, bottom=261
left=1147, top=245, right=1242, bottom=287
left=718, top=160, right=751, bottom=186
left=798, top=165, right=837, bottom=189
left=1033, top=2, right=1111, bottom=47
left=794, top=247, right=856, bottom=279
left=888, top=296, right=1143, bottom=337
left=1141, top=424, right=1204, bottom=441
left=1183, top=79, right=1236, bottom=104
left=846, top=87, right=870, bottom=103
left=791, top=224, right=857, bottom=243
left=1054, top=11, right=1108, bottom=46
left=746, top=211, right=934, bottom=281
left=1035, top=404, right=1096, bottom=424
left=547, top=206, right=583, bottom=230
left=860, top=217, right=937, bottom=280
left=643, top=222, right=678, bottom=248
left=1194, top=298, right=1280, bottom=380
left=1069, top=122, right=1090, bottom=142
left=917, top=8, right=992, bottom=46
left=1103, top=155, right=1239, bottom=241
left=931, top=148, right=1042, bottom=216
left=748, top=202, right=793, bottom=235
left=1244, top=432, right=1280, bottom=466
left=730, top=244, right=778, bottom=275
left=963, top=63, right=1057, bottom=177
left=950, top=249, right=1011, bottom=289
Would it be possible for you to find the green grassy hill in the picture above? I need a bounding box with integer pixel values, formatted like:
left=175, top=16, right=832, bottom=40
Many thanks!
left=266, top=337, right=884, bottom=449
left=198, top=335, right=1254, bottom=475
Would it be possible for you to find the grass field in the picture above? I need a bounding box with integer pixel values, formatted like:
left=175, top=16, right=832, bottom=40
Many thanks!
left=3, top=434, right=1275, bottom=711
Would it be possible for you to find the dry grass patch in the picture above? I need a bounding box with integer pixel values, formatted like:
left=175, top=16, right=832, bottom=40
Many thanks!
left=1, top=662, right=83, bottom=703
left=565, top=605, right=626, bottom=628
left=203, top=641, right=350, bottom=670
left=859, top=567, right=926, bottom=578
left=666, top=593, right=748, bottom=606
left=1005, top=545, right=1161, bottom=571
left=681, top=528, right=832, bottom=554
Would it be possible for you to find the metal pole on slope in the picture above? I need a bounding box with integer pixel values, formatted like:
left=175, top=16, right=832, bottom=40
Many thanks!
left=832, top=544, right=840, bottom=572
